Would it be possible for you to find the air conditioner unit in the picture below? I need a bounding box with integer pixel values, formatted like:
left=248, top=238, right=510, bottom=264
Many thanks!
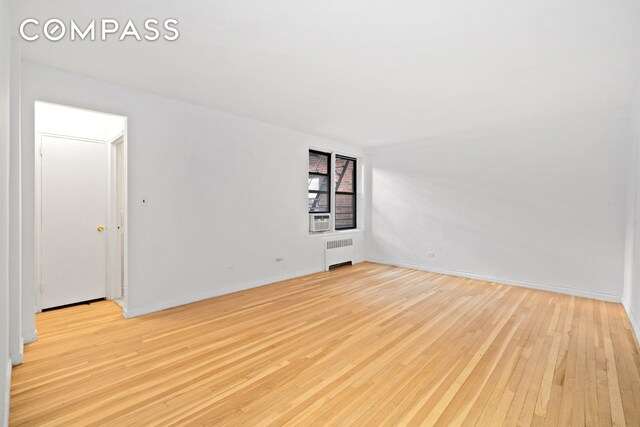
left=309, top=214, right=331, bottom=232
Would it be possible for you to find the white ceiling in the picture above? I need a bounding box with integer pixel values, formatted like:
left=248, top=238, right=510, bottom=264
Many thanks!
left=13, top=0, right=640, bottom=147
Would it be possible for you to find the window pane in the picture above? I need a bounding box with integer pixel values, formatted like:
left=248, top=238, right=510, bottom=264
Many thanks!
left=335, top=157, right=354, bottom=193
left=309, top=152, right=329, bottom=175
left=308, top=175, right=329, bottom=192
left=308, top=192, right=329, bottom=213
left=335, top=194, right=355, bottom=229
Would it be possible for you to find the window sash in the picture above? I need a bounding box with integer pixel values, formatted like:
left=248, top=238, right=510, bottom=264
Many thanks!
left=309, top=150, right=331, bottom=214
left=335, top=155, right=356, bottom=230
left=309, top=150, right=330, bottom=176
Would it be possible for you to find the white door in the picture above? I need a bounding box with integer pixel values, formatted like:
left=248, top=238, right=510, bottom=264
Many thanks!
left=41, top=135, right=108, bottom=309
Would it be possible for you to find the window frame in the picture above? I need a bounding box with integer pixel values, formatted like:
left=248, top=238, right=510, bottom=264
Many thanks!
left=334, top=154, right=357, bottom=230
left=308, top=149, right=331, bottom=214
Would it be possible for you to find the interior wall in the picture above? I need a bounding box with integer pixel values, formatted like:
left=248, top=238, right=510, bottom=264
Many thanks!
left=366, top=109, right=629, bottom=301
left=21, top=61, right=365, bottom=319
left=0, top=0, right=11, bottom=424
left=9, top=39, right=21, bottom=366
left=624, top=85, right=640, bottom=341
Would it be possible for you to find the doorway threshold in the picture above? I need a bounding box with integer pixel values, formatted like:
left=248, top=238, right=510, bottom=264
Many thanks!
left=41, top=298, right=106, bottom=312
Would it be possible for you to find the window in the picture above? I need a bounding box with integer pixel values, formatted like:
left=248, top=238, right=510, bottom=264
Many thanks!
left=335, top=155, right=356, bottom=230
left=308, top=150, right=358, bottom=231
left=308, top=150, right=331, bottom=213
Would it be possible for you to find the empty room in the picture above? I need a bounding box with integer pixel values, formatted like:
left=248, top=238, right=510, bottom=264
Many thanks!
left=0, top=0, right=639, bottom=426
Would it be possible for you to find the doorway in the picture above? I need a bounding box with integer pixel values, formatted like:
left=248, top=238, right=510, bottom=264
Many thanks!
left=35, top=102, right=128, bottom=311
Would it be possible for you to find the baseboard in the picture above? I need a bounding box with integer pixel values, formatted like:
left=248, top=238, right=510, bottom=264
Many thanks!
left=22, top=330, right=38, bottom=345
left=10, top=337, right=24, bottom=366
left=2, top=360, right=11, bottom=427
left=368, top=259, right=623, bottom=303
left=123, top=266, right=325, bottom=318
left=622, top=298, right=640, bottom=347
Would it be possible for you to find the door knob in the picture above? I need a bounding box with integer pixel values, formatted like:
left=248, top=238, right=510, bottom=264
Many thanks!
left=97, top=226, right=104, bottom=232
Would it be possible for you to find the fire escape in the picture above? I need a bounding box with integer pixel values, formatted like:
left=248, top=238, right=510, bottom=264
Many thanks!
left=309, top=157, right=349, bottom=212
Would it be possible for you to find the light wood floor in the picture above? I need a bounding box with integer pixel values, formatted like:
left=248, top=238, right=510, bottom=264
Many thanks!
left=9, top=262, right=640, bottom=426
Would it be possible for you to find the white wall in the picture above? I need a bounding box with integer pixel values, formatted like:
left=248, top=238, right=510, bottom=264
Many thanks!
left=0, top=0, right=11, bottom=424
left=21, top=61, right=365, bottom=319
left=624, top=85, right=640, bottom=341
left=9, top=39, right=22, bottom=367
left=366, top=110, right=629, bottom=301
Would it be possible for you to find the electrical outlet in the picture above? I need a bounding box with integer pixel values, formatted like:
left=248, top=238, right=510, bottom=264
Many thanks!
left=426, top=252, right=435, bottom=257
left=141, top=198, right=149, bottom=207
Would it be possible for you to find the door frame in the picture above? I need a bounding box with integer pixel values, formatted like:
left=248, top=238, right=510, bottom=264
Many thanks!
left=107, top=134, right=127, bottom=303
left=34, top=102, right=128, bottom=312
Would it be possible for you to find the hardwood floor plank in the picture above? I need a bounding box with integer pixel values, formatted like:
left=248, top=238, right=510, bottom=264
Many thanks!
left=9, top=262, right=640, bottom=426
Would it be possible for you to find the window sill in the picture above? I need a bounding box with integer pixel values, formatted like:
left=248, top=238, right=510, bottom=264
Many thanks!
left=307, top=229, right=363, bottom=238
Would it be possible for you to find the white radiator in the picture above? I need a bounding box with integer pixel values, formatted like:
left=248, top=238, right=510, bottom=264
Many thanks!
left=324, top=237, right=354, bottom=271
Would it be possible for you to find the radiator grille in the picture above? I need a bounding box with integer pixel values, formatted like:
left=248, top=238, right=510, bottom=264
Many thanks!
left=326, top=238, right=353, bottom=250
